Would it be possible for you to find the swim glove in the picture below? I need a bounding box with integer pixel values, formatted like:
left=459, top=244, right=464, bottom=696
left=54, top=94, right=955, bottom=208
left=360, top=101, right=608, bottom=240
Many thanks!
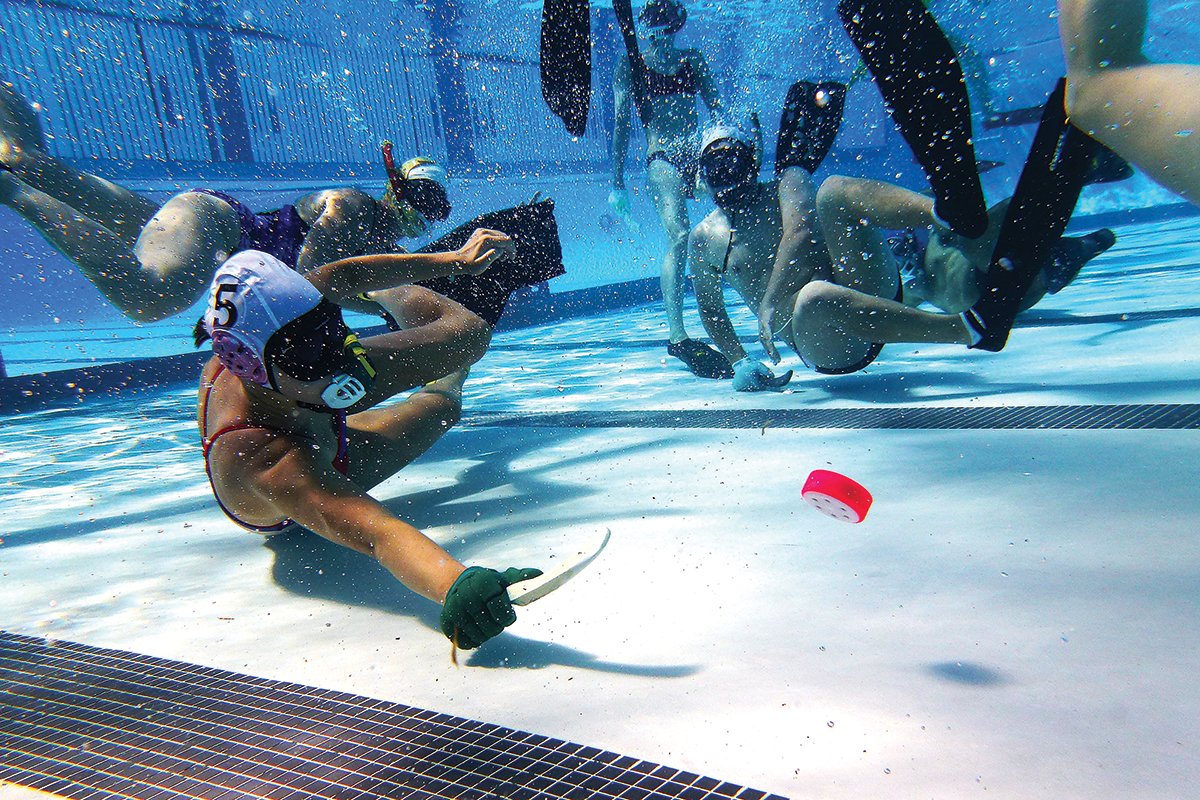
left=732, top=357, right=793, bottom=392
left=608, top=188, right=632, bottom=216
left=440, top=566, right=543, bottom=650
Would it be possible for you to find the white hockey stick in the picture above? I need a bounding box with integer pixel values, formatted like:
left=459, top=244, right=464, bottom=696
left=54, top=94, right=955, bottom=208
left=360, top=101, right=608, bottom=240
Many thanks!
left=507, top=528, right=612, bottom=606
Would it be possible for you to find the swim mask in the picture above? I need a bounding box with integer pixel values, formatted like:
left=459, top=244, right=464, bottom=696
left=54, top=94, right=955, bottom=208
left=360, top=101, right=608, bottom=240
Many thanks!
left=201, top=250, right=376, bottom=409
left=640, top=0, right=687, bottom=35
left=700, top=124, right=759, bottom=208
left=382, top=142, right=451, bottom=224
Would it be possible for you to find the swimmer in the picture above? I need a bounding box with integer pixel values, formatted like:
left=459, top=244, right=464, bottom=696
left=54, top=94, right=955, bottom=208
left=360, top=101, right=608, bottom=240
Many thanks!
left=194, top=231, right=545, bottom=651
left=688, top=126, right=1116, bottom=384
left=1058, top=0, right=1200, bottom=205
left=834, top=0, right=1143, bottom=350
left=610, top=0, right=731, bottom=379
left=0, top=82, right=448, bottom=322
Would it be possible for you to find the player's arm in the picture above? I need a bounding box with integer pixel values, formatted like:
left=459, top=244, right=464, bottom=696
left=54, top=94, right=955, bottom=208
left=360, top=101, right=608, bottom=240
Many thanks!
left=692, top=52, right=723, bottom=115
left=690, top=223, right=746, bottom=364
left=254, top=442, right=465, bottom=602
left=758, top=168, right=826, bottom=360
left=304, top=229, right=514, bottom=306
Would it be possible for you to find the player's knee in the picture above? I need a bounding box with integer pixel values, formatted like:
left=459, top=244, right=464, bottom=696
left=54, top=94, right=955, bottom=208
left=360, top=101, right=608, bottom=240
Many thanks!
left=815, top=175, right=858, bottom=220
left=460, top=311, right=493, bottom=364
left=794, top=280, right=843, bottom=322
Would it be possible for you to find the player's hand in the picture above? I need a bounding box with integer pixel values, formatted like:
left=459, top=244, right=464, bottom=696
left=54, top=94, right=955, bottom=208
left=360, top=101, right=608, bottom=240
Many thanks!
left=439, top=566, right=542, bottom=649
left=733, top=357, right=793, bottom=393
left=454, top=228, right=514, bottom=276
left=608, top=188, right=631, bottom=216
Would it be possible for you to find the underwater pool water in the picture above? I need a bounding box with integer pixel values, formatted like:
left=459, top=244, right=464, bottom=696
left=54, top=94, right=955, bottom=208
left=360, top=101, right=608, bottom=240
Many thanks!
left=4, top=209, right=1200, bottom=797
left=3, top=0, right=1200, bottom=797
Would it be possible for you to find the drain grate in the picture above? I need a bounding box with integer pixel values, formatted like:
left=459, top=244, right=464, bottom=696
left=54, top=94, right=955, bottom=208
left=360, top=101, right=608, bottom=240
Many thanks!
left=465, top=403, right=1200, bottom=431
left=0, top=632, right=783, bottom=800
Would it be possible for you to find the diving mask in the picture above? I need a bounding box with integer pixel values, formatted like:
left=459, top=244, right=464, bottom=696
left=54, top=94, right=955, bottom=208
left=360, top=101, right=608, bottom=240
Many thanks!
left=382, top=142, right=451, bottom=225
left=269, top=302, right=378, bottom=410
left=700, top=138, right=759, bottom=208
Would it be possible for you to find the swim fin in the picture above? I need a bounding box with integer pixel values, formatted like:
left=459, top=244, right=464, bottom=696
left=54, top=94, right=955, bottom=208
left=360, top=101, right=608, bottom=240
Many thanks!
left=541, top=0, right=592, bottom=138
left=962, top=79, right=1099, bottom=351
left=613, top=0, right=653, bottom=126
left=775, top=80, right=846, bottom=176
left=415, top=198, right=566, bottom=327
left=837, top=0, right=988, bottom=239
left=1044, top=228, right=1116, bottom=295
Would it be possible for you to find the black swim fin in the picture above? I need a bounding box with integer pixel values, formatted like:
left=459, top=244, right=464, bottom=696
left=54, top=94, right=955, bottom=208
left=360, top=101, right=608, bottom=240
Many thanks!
left=613, top=0, right=653, bottom=126
left=775, top=80, right=846, bottom=176
left=1044, top=228, right=1116, bottom=294
left=962, top=79, right=1099, bottom=351
left=415, top=198, right=566, bottom=327
left=541, top=0, right=592, bottom=137
left=837, top=0, right=988, bottom=238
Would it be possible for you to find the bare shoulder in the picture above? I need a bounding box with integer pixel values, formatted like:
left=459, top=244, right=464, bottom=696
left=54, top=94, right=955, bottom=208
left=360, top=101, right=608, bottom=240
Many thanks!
left=295, top=187, right=373, bottom=222
left=207, top=426, right=308, bottom=493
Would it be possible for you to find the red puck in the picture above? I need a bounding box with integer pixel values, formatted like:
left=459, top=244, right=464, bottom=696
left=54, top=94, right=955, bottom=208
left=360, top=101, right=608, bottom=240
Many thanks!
left=802, top=469, right=873, bottom=523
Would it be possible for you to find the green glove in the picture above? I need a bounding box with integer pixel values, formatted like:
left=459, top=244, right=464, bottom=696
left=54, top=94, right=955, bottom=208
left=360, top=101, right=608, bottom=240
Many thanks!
left=440, top=566, right=542, bottom=649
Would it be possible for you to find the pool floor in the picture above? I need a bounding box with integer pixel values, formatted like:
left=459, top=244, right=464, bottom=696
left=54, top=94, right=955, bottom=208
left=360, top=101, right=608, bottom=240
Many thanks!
left=2, top=214, right=1199, bottom=798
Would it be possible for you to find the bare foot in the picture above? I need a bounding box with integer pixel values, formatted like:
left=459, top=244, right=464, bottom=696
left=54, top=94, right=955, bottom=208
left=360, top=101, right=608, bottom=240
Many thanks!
left=420, top=368, right=469, bottom=402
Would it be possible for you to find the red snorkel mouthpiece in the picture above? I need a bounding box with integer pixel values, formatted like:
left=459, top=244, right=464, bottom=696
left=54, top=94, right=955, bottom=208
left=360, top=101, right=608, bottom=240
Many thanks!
left=381, top=140, right=406, bottom=200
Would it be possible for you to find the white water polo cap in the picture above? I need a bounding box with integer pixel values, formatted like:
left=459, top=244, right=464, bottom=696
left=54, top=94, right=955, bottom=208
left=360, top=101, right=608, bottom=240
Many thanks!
left=700, top=122, right=753, bottom=156
left=202, top=250, right=324, bottom=388
left=401, top=156, right=448, bottom=186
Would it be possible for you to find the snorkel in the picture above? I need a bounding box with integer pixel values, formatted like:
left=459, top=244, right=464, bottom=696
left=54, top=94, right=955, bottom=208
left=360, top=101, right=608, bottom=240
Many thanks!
left=640, top=0, right=687, bottom=43
left=381, top=141, right=451, bottom=236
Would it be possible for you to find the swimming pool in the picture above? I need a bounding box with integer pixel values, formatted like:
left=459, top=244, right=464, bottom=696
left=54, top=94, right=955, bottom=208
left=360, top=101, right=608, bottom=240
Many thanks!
left=3, top=0, right=1200, bottom=798
left=3, top=205, right=1199, bottom=798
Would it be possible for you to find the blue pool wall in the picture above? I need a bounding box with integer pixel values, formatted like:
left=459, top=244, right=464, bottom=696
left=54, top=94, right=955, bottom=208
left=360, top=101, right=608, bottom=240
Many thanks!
left=1, top=0, right=1197, bottom=336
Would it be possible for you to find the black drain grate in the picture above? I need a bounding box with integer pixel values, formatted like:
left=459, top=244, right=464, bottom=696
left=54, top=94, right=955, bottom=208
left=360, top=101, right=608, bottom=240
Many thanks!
left=0, top=632, right=783, bottom=800
left=465, top=403, right=1200, bottom=431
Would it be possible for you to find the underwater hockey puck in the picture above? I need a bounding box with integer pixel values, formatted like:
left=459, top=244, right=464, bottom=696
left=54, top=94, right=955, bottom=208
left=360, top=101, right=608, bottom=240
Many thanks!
left=802, top=469, right=873, bottom=523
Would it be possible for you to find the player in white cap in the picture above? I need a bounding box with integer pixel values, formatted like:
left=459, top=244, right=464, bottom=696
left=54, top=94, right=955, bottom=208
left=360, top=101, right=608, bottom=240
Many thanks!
left=195, top=229, right=546, bottom=653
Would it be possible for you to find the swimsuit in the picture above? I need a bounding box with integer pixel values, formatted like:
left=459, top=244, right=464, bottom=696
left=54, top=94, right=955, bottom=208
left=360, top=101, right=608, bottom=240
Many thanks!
left=191, top=189, right=311, bottom=269
left=641, top=61, right=701, bottom=198
left=199, top=364, right=350, bottom=534
left=643, top=61, right=699, bottom=98
left=888, top=226, right=932, bottom=299
left=647, top=149, right=699, bottom=198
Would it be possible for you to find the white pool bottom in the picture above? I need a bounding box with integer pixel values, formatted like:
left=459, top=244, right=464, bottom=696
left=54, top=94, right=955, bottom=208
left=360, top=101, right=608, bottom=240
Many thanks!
left=3, top=214, right=1199, bottom=799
